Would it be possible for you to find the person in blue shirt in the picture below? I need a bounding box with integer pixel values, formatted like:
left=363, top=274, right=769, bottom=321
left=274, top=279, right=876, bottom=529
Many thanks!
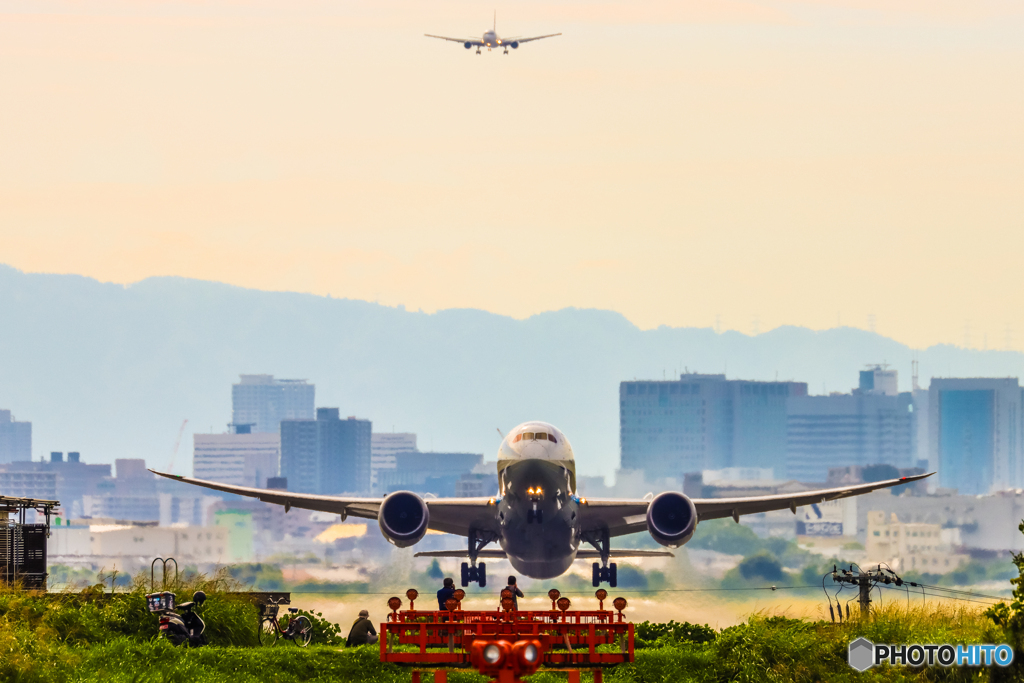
left=437, top=577, right=456, bottom=610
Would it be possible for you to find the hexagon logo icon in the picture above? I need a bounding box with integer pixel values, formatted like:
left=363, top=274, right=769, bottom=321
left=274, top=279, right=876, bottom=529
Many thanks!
left=848, top=637, right=875, bottom=672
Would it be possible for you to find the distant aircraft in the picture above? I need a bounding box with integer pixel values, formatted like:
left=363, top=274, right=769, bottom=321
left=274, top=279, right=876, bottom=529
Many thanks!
left=153, top=421, right=932, bottom=588
left=426, top=13, right=560, bottom=54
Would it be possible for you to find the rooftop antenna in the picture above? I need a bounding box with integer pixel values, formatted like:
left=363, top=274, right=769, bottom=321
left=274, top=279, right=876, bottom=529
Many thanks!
left=493, top=10, right=496, bottom=31
left=911, top=359, right=919, bottom=391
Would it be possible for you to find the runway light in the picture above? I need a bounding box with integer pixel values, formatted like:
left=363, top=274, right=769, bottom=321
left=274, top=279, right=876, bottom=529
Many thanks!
left=483, top=643, right=503, bottom=664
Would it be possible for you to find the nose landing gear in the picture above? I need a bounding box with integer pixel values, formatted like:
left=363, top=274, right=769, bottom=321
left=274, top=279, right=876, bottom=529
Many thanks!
left=593, top=562, right=618, bottom=588
left=527, top=502, right=543, bottom=524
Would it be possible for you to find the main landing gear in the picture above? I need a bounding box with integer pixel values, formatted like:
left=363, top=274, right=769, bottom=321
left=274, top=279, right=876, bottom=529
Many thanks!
left=461, top=562, right=486, bottom=587
left=461, top=529, right=495, bottom=587
left=584, top=528, right=617, bottom=587
left=593, top=562, right=617, bottom=588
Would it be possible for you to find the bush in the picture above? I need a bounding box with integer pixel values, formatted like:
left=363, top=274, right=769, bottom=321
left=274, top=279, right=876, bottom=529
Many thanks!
left=634, top=620, right=716, bottom=648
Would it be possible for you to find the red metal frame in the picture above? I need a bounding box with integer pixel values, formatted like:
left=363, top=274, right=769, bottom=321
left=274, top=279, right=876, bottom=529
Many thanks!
left=379, top=608, right=634, bottom=668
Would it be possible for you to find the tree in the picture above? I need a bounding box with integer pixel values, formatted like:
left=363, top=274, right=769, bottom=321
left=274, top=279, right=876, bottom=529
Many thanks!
left=427, top=559, right=444, bottom=580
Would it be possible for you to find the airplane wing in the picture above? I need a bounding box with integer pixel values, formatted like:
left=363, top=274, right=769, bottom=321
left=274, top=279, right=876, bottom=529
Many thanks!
left=425, top=34, right=483, bottom=46
left=579, top=472, right=933, bottom=538
left=508, top=33, right=561, bottom=44
left=149, top=470, right=497, bottom=538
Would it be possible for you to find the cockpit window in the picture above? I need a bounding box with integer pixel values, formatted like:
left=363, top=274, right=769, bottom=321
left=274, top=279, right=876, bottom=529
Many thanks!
left=536, top=432, right=547, bottom=441
left=522, top=432, right=534, bottom=440
left=512, top=434, right=521, bottom=443
left=548, top=434, right=557, bottom=443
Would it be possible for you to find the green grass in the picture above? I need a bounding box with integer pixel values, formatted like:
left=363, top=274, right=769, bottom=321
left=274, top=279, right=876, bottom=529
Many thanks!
left=1, top=577, right=1019, bottom=682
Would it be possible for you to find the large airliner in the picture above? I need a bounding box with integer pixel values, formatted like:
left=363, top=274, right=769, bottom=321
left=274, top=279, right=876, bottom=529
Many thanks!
left=153, top=421, right=930, bottom=588
left=426, top=14, right=560, bottom=54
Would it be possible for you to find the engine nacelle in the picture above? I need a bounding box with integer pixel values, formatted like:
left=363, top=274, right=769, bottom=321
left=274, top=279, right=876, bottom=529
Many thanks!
left=378, top=491, right=429, bottom=548
left=464, top=42, right=472, bottom=49
left=510, top=41, right=519, bottom=49
left=646, top=491, right=697, bottom=548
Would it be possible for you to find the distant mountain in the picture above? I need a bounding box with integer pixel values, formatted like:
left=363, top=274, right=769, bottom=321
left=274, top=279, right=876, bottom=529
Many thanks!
left=1, top=264, right=1022, bottom=479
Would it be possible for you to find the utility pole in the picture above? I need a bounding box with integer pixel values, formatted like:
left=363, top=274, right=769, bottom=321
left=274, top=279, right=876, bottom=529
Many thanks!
left=831, top=565, right=902, bottom=619
left=857, top=572, right=871, bottom=617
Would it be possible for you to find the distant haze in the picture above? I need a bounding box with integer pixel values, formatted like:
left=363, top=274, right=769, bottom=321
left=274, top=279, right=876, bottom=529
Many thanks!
left=2, top=266, right=1024, bottom=479
left=1, top=1, right=1023, bottom=349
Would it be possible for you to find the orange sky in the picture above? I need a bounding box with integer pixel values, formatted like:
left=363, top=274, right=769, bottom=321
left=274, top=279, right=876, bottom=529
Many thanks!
left=1, top=0, right=1022, bottom=349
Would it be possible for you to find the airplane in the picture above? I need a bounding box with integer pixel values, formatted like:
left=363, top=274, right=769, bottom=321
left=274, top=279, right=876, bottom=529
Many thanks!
left=426, top=13, right=560, bottom=55
left=151, top=420, right=932, bottom=588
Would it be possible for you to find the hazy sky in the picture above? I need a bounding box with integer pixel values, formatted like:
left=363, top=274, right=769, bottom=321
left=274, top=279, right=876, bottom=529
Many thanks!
left=1, top=0, right=1022, bottom=350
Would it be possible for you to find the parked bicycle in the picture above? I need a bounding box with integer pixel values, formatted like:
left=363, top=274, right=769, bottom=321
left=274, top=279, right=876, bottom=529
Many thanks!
left=259, top=597, right=313, bottom=647
left=146, top=590, right=207, bottom=647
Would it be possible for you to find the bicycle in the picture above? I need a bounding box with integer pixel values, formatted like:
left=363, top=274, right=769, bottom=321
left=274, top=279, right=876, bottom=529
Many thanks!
left=258, top=597, right=313, bottom=647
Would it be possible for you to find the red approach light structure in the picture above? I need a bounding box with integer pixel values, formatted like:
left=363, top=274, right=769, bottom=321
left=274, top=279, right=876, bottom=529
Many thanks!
left=379, top=589, right=634, bottom=682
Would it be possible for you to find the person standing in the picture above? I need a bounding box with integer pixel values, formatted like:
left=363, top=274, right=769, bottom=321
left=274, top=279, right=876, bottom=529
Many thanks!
left=346, top=609, right=378, bottom=646
left=503, top=576, right=525, bottom=610
left=437, top=577, right=456, bottom=610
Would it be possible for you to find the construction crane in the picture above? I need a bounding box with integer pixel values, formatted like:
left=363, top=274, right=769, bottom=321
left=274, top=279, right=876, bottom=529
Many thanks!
left=166, top=419, right=189, bottom=473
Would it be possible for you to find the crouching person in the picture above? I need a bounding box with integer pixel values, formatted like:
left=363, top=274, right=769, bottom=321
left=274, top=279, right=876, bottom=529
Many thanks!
left=346, top=609, right=378, bottom=647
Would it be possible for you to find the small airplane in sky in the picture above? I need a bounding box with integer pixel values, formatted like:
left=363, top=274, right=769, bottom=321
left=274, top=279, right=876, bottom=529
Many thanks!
left=426, top=13, right=560, bottom=54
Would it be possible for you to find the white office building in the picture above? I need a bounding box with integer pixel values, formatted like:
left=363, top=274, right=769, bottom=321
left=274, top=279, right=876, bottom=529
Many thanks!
left=232, top=375, right=314, bottom=434
left=193, top=431, right=280, bottom=488
left=371, top=433, right=417, bottom=491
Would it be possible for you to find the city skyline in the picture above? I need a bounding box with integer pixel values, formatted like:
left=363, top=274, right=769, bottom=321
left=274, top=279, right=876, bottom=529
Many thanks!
left=1, top=1, right=1022, bottom=350
left=3, top=266, right=1024, bottom=480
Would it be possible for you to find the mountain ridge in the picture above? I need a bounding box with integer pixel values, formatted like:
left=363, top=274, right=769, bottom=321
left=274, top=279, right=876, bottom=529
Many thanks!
left=1, top=263, right=1022, bottom=479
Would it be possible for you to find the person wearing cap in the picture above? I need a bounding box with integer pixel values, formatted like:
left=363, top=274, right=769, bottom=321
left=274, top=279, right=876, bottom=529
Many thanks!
left=437, top=577, right=456, bottom=610
left=503, top=576, right=525, bottom=610
left=346, top=609, right=378, bottom=646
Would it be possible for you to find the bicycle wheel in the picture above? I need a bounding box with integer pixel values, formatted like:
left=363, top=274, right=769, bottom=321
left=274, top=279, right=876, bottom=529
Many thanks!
left=258, top=618, right=279, bottom=646
left=291, top=615, right=313, bottom=647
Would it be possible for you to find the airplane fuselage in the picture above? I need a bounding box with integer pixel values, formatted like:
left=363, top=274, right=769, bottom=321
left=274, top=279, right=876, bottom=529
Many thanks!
left=482, top=30, right=501, bottom=48
left=492, top=422, right=582, bottom=578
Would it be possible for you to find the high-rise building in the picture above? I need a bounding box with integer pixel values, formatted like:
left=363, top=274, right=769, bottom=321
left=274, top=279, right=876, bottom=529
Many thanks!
left=193, top=426, right=280, bottom=488
left=371, top=433, right=417, bottom=492
left=232, top=375, right=314, bottom=434
left=0, top=452, right=111, bottom=517
left=280, top=409, right=372, bottom=495
left=928, top=378, right=1024, bottom=495
left=0, top=410, right=31, bottom=464
left=376, top=451, right=483, bottom=497
left=619, top=374, right=807, bottom=482
left=786, top=367, right=915, bottom=483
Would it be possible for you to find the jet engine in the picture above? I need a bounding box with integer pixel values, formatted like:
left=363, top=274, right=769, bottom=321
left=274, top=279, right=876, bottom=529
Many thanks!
left=646, top=491, right=697, bottom=548
left=378, top=491, right=430, bottom=547
left=509, top=41, right=519, bottom=49
left=464, top=42, right=472, bottom=49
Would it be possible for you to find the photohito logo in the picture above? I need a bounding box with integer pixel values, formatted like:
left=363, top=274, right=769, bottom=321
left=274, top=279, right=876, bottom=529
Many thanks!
left=848, top=637, right=1014, bottom=671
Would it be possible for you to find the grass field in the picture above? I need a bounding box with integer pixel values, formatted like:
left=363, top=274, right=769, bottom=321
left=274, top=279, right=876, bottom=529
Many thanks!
left=2, top=569, right=1020, bottom=683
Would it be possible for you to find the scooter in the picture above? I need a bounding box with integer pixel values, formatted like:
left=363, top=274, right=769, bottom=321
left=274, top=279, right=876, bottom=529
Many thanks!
left=146, top=590, right=208, bottom=647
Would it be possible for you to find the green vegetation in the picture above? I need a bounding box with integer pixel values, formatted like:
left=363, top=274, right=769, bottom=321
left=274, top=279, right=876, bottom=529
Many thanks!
left=4, top=524, right=1024, bottom=682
